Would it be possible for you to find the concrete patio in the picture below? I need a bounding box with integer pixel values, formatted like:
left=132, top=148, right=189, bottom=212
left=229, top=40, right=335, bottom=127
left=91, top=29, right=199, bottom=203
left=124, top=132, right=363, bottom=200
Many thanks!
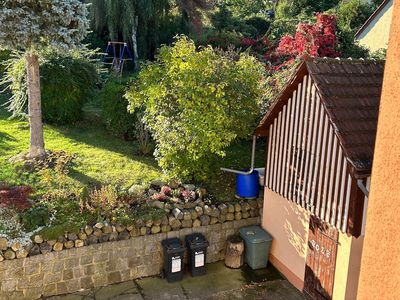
left=44, top=262, right=305, bottom=300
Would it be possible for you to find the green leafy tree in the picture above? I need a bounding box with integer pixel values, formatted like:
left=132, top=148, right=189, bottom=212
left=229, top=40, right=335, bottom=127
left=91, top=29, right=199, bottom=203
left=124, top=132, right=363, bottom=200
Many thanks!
left=0, top=0, right=89, bottom=158
left=89, top=0, right=171, bottom=59
left=126, top=36, right=264, bottom=180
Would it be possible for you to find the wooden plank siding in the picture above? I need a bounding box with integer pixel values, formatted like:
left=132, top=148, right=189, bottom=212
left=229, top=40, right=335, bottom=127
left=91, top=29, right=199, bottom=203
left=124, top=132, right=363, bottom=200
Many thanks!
left=264, top=75, right=361, bottom=234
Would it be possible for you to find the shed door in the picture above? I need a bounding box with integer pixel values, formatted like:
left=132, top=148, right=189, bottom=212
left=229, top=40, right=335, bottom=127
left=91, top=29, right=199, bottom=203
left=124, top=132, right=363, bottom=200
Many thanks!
left=304, top=216, right=339, bottom=300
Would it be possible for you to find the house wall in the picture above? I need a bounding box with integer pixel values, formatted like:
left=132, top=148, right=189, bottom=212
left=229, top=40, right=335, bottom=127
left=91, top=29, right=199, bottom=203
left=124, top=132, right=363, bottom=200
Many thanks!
left=332, top=233, right=364, bottom=300
left=262, top=188, right=310, bottom=290
left=357, top=0, right=393, bottom=52
left=358, top=0, right=400, bottom=297
left=262, top=188, right=364, bottom=297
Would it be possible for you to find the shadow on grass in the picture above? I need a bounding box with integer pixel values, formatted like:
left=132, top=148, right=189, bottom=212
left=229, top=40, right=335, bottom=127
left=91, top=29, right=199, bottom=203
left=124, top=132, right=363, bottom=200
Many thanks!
left=0, top=130, right=16, bottom=153
left=68, top=169, right=102, bottom=189
left=50, top=120, right=159, bottom=168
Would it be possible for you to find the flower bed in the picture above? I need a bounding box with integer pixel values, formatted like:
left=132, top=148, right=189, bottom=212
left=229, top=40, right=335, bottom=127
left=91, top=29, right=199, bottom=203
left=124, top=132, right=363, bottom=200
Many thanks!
left=0, top=180, right=263, bottom=261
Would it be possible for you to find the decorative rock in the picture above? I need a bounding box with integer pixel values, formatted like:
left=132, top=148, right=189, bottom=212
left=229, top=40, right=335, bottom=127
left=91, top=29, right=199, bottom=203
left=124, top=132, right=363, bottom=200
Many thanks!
left=75, top=240, right=84, bottom=248
left=150, top=179, right=167, bottom=188
left=242, top=202, right=251, bottom=211
left=94, top=222, right=104, bottom=229
left=250, top=209, right=257, bottom=217
left=225, top=212, right=234, bottom=221
left=195, top=206, right=203, bottom=216
left=0, top=254, right=3, bottom=262
left=128, top=184, right=145, bottom=196
left=126, top=225, right=135, bottom=232
left=0, top=237, right=8, bottom=251
left=4, top=249, right=15, bottom=260
left=64, top=241, right=74, bottom=249
left=210, top=206, right=220, bottom=218
left=172, top=208, right=184, bottom=220
left=168, top=180, right=180, bottom=189
left=152, top=200, right=165, bottom=210
left=151, top=225, right=161, bottom=234
left=57, top=236, right=66, bottom=243
left=84, top=225, right=93, bottom=235
left=78, top=232, right=87, bottom=240
left=235, top=212, right=242, bottom=220
left=197, top=188, right=207, bottom=199
left=118, top=231, right=130, bottom=240
left=161, top=216, right=169, bottom=225
left=153, top=219, right=162, bottom=226
left=161, top=225, right=171, bottom=233
left=47, top=240, right=57, bottom=246
left=87, top=235, right=98, bottom=245
left=218, top=214, right=226, bottom=223
left=102, top=225, right=113, bottom=234
left=193, top=219, right=201, bottom=227
left=140, top=227, right=148, bottom=236
left=234, top=203, right=242, bottom=212
left=200, top=215, right=210, bottom=226
left=145, top=220, right=153, bottom=228
left=16, top=248, right=28, bottom=259
left=183, top=184, right=196, bottom=191
left=190, top=210, right=198, bottom=220
left=183, top=211, right=192, bottom=221
left=218, top=203, right=228, bottom=215
left=242, top=211, right=250, bottom=219
left=181, top=220, right=193, bottom=228
left=135, top=219, right=144, bottom=228
left=93, top=229, right=103, bottom=238
left=183, top=202, right=196, bottom=209
left=257, top=198, right=264, bottom=208
left=68, top=233, right=78, bottom=241
left=227, top=203, right=235, bottom=213
left=99, top=234, right=110, bottom=243
left=33, top=235, right=44, bottom=244
left=53, top=242, right=64, bottom=252
left=203, top=205, right=212, bottom=216
left=210, top=217, right=219, bottom=225
left=40, top=242, right=52, bottom=254
left=249, top=200, right=258, bottom=209
left=110, top=231, right=119, bottom=241
left=29, top=244, right=41, bottom=256
left=169, top=218, right=182, bottom=231
left=11, top=242, right=21, bottom=252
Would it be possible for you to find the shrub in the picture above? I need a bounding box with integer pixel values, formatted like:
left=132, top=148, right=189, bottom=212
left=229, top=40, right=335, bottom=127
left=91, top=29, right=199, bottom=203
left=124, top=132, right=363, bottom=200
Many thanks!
left=20, top=205, right=50, bottom=232
left=126, top=36, right=265, bottom=180
left=40, top=55, right=98, bottom=124
left=101, top=77, right=138, bottom=140
left=2, top=49, right=98, bottom=124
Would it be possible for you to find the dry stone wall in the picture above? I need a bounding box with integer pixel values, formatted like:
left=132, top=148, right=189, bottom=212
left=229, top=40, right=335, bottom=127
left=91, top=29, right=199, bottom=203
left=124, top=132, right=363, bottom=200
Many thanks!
left=0, top=217, right=260, bottom=300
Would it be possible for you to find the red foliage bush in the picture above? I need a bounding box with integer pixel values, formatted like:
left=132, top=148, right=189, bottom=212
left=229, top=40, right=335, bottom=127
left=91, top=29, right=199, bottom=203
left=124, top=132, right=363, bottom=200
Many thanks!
left=0, top=186, right=33, bottom=210
left=276, top=13, right=340, bottom=59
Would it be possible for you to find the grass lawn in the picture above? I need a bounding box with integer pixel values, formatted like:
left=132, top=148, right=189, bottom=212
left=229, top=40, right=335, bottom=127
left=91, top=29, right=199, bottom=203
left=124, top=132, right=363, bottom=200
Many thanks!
left=0, top=95, right=265, bottom=201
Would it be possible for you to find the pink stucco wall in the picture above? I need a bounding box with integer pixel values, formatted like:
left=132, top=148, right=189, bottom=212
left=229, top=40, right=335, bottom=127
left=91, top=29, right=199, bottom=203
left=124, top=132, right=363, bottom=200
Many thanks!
left=261, top=188, right=310, bottom=290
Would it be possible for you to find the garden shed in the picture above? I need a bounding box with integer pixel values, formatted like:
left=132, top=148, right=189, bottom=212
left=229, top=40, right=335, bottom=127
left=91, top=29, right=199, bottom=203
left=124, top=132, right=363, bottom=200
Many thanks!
left=255, top=58, right=385, bottom=300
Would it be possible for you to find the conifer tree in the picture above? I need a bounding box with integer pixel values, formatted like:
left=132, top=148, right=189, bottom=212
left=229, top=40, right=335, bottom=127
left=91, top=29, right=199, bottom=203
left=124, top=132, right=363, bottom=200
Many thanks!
left=0, top=0, right=89, bottom=158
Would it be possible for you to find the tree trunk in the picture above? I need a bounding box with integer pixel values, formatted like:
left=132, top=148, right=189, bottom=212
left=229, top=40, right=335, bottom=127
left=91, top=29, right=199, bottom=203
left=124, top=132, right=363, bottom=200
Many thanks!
left=132, top=16, right=139, bottom=70
left=225, top=236, right=244, bottom=269
left=26, top=53, right=45, bottom=158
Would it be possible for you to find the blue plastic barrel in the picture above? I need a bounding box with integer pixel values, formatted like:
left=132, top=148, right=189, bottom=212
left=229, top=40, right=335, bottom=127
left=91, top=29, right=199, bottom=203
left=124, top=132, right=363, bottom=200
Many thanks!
left=236, top=170, right=259, bottom=198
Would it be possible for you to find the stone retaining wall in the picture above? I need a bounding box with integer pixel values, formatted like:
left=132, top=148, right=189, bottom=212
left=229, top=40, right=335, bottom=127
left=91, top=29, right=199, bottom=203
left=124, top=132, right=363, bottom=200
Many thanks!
left=0, top=217, right=260, bottom=300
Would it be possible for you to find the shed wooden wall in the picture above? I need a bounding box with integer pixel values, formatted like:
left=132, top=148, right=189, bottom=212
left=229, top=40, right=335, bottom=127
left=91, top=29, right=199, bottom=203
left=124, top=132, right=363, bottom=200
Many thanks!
left=264, top=75, right=364, bottom=235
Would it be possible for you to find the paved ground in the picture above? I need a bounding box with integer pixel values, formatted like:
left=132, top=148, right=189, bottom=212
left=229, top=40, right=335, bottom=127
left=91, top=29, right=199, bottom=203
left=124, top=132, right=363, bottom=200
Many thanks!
left=45, top=262, right=305, bottom=300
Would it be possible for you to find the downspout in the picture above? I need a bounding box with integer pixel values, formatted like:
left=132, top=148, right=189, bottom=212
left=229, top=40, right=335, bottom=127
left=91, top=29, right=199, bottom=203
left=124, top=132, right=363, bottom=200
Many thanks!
left=357, top=179, right=370, bottom=198
left=220, top=135, right=257, bottom=175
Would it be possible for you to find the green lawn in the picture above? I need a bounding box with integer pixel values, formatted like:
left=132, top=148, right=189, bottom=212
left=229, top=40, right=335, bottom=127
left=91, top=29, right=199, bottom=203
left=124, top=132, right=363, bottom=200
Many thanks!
left=0, top=95, right=265, bottom=201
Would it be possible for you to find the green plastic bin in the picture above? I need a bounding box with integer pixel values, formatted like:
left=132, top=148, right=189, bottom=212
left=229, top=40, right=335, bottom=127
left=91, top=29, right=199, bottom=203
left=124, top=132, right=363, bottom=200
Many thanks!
left=239, top=225, right=272, bottom=269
